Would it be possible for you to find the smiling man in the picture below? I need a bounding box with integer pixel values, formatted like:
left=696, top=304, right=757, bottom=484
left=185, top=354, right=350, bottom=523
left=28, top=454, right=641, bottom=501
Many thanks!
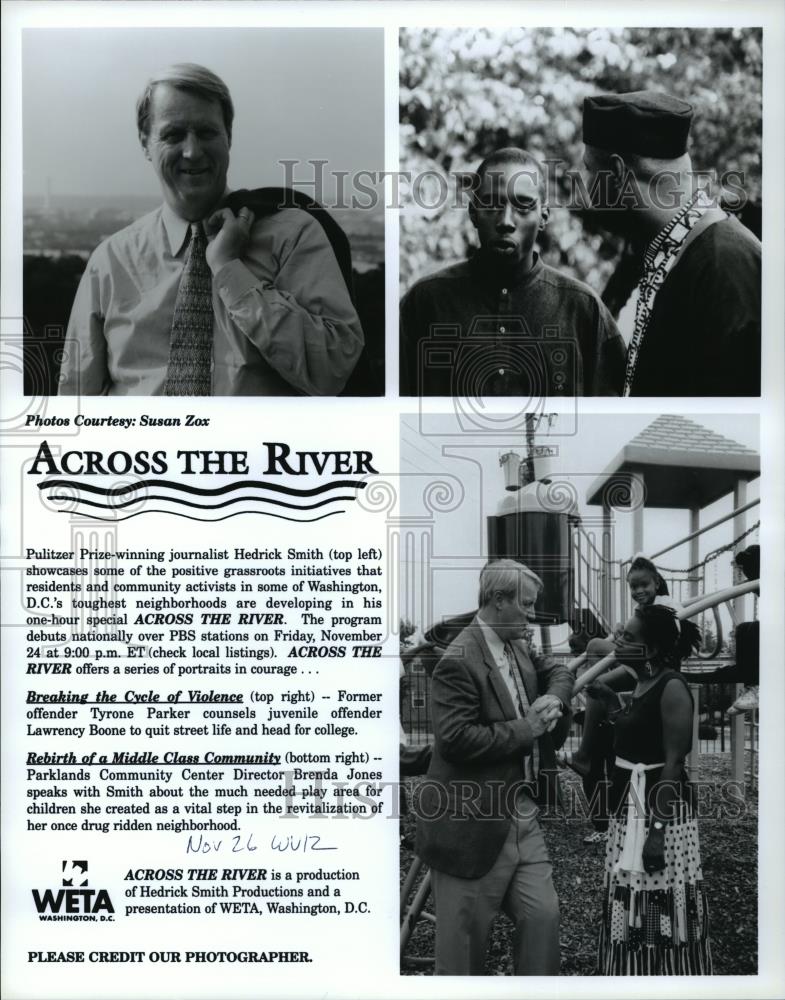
left=58, top=63, right=363, bottom=396
left=399, top=147, right=625, bottom=396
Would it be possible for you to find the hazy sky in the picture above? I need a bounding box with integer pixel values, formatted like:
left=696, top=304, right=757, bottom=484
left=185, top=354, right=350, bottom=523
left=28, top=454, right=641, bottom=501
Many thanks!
left=23, top=27, right=383, bottom=200
left=400, top=413, right=760, bottom=628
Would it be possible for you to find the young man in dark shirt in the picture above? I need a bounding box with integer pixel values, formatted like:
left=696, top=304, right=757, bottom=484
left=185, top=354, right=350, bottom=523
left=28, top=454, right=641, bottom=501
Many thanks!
left=400, top=148, right=626, bottom=397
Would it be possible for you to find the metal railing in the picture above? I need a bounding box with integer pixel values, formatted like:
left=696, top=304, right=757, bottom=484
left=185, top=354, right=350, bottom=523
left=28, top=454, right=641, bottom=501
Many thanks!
left=402, top=500, right=759, bottom=784
left=570, top=498, right=759, bottom=652
left=571, top=523, right=613, bottom=636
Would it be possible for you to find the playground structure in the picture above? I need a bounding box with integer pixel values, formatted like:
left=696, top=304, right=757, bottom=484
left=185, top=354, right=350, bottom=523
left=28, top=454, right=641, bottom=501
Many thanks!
left=401, top=416, right=759, bottom=775
left=399, top=416, right=760, bottom=969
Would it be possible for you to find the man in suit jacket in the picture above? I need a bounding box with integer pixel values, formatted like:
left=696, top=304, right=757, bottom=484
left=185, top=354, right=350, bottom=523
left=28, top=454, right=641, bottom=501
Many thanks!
left=414, top=559, right=573, bottom=975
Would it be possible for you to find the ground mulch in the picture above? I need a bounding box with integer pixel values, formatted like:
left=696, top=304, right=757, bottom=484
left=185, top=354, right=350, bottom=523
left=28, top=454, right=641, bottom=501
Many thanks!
left=400, top=754, right=757, bottom=976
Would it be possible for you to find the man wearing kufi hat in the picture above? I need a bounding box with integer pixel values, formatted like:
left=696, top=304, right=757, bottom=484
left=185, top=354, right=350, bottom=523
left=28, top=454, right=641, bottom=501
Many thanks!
left=582, top=90, right=760, bottom=396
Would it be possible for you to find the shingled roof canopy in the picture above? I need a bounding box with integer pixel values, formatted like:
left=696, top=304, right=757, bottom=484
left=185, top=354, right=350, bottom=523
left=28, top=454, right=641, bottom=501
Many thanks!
left=586, top=415, right=760, bottom=510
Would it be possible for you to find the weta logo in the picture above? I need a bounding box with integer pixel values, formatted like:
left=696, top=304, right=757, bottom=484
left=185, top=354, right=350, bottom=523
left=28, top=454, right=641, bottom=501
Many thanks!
left=61, top=860, right=88, bottom=886
left=32, top=860, right=114, bottom=921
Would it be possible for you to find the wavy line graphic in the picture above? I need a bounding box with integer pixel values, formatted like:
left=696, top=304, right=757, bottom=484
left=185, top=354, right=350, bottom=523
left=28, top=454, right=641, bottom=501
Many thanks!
left=58, top=508, right=345, bottom=524
left=38, top=478, right=367, bottom=498
left=49, top=493, right=357, bottom=512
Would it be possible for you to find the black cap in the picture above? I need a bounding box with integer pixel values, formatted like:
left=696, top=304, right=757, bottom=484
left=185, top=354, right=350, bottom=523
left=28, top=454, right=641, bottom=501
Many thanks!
left=582, top=91, right=693, bottom=158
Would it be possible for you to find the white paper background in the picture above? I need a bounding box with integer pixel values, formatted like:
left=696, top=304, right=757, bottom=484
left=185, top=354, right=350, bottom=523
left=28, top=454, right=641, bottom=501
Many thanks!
left=2, top=2, right=783, bottom=999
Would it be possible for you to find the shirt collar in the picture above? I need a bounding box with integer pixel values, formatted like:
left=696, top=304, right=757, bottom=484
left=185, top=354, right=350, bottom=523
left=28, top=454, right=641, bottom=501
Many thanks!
left=476, top=613, right=506, bottom=664
left=161, top=187, right=233, bottom=257
left=161, top=203, right=191, bottom=258
left=470, top=249, right=544, bottom=290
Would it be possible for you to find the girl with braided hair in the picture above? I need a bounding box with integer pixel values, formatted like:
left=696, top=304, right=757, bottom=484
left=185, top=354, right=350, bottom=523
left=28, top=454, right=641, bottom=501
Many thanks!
left=560, top=555, right=692, bottom=843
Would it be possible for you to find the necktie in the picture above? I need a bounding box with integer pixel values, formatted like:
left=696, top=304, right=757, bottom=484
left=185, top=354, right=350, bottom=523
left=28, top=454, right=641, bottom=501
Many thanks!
left=164, top=222, right=213, bottom=395
left=504, top=643, right=539, bottom=781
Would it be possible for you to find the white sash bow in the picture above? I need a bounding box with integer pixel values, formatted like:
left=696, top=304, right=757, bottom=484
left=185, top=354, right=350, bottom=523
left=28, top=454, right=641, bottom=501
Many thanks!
left=613, top=756, right=665, bottom=874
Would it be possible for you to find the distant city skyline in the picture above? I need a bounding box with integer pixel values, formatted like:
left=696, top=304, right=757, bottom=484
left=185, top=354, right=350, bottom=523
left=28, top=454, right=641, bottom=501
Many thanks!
left=22, top=196, right=385, bottom=269
left=23, top=27, right=383, bottom=201
left=22, top=190, right=386, bottom=226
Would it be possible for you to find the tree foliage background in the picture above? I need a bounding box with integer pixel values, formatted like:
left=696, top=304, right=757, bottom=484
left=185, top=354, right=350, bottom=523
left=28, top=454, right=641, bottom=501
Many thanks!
left=399, top=28, right=762, bottom=295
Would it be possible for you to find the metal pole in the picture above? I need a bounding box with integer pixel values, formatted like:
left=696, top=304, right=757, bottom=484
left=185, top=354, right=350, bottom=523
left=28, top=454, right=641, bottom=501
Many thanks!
left=573, top=523, right=583, bottom=624
left=730, top=479, right=748, bottom=789
left=602, top=504, right=612, bottom=630
left=687, top=508, right=701, bottom=782
left=647, top=498, right=759, bottom=561
left=400, top=868, right=432, bottom=961
left=632, top=473, right=644, bottom=555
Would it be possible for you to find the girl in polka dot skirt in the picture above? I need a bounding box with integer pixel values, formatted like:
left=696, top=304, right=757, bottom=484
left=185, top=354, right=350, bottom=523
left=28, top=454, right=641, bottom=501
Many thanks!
left=589, top=603, right=711, bottom=975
